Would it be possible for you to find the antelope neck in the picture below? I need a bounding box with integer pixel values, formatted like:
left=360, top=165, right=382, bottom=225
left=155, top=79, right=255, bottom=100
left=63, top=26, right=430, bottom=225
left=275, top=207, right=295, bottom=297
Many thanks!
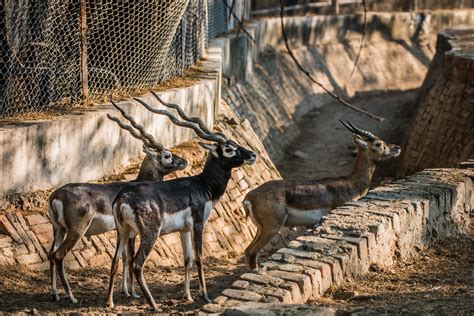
left=347, top=148, right=376, bottom=195
left=135, top=157, right=165, bottom=182
left=198, top=155, right=232, bottom=201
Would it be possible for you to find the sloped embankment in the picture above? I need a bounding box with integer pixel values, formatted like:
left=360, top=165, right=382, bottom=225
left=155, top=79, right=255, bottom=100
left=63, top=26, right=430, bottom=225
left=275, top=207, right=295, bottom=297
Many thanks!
left=224, top=10, right=474, bottom=162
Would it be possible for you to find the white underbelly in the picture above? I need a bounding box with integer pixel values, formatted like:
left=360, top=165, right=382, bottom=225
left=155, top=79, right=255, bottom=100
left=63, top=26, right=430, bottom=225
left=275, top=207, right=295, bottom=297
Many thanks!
left=284, top=207, right=330, bottom=228
left=85, top=214, right=116, bottom=236
left=160, top=207, right=193, bottom=235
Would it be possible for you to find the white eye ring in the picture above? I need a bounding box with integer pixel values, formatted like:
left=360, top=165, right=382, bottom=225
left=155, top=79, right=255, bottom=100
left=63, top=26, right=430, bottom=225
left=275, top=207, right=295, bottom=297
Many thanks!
left=223, top=148, right=236, bottom=158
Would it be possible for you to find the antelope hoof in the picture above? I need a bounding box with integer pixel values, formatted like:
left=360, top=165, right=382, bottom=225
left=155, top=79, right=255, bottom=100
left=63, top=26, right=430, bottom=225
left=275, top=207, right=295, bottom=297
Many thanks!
left=107, top=302, right=115, bottom=309
left=185, top=294, right=194, bottom=302
left=51, top=293, right=60, bottom=302
left=69, top=296, right=78, bottom=304
left=122, top=290, right=131, bottom=299
left=131, top=291, right=140, bottom=299
left=203, top=295, right=212, bottom=304
left=148, top=306, right=162, bottom=312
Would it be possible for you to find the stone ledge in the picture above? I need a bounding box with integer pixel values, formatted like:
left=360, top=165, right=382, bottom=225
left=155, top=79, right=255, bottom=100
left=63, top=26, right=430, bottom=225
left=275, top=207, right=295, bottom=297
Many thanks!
left=202, top=168, right=473, bottom=313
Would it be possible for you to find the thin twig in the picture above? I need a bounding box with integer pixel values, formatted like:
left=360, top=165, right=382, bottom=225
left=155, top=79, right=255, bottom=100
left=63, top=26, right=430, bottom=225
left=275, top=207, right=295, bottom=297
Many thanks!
left=223, top=0, right=256, bottom=43
left=349, top=0, right=367, bottom=78
left=279, top=1, right=383, bottom=122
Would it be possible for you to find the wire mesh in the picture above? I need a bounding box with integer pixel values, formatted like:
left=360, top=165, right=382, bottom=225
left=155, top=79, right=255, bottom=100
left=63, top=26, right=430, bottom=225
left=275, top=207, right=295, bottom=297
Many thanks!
left=86, top=1, right=189, bottom=98
left=1, top=1, right=81, bottom=117
left=0, top=0, right=249, bottom=118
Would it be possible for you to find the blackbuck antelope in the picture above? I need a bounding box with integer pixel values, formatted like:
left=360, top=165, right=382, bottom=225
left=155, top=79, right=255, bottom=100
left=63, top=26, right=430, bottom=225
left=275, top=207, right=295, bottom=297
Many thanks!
left=243, top=120, right=401, bottom=270
left=107, top=94, right=257, bottom=310
left=48, top=101, right=187, bottom=303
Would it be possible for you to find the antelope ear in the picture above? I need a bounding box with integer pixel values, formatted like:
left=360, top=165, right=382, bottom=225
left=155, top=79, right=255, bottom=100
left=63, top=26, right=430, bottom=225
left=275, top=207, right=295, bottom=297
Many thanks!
left=199, top=142, right=219, bottom=158
left=353, top=134, right=368, bottom=148
left=142, top=145, right=159, bottom=157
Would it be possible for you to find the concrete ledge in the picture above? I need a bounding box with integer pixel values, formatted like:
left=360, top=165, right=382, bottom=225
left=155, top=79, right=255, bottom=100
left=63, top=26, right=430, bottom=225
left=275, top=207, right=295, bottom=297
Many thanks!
left=202, top=168, right=473, bottom=313
left=255, top=10, right=474, bottom=51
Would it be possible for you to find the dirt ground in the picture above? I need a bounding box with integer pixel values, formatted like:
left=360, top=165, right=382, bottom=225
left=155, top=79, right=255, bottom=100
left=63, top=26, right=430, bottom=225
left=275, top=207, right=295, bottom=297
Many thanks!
left=1, top=90, right=472, bottom=314
left=314, top=236, right=474, bottom=315
left=0, top=256, right=248, bottom=314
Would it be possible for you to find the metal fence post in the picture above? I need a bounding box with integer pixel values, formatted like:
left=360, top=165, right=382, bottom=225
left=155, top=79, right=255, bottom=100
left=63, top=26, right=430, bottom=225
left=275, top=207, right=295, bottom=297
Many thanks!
left=80, top=0, right=89, bottom=106
left=332, top=0, right=340, bottom=14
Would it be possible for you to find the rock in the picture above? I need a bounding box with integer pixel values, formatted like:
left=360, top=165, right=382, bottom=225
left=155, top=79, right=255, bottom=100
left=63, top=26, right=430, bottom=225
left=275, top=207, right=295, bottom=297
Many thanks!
left=332, top=290, right=359, bottom=301
left=226, top=117, right=239, bottom=126
left=222, top=289, right=263, bottom=302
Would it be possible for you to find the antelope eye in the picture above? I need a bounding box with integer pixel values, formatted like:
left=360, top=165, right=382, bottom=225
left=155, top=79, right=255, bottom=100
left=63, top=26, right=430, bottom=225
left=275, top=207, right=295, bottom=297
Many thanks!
left=225, top=148, right=234, bottom=153
left=164, top=155, right=171, bottom=159
left=375, top=143, right=381, bottom=147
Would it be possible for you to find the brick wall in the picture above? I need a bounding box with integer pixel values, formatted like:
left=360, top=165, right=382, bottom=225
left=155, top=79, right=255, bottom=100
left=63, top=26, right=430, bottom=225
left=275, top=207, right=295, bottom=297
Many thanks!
left=396, top=27, right=474, bottom=176
left=202, top=167, right=473, bottom=313
left=0, top=101, right=283, bottom=270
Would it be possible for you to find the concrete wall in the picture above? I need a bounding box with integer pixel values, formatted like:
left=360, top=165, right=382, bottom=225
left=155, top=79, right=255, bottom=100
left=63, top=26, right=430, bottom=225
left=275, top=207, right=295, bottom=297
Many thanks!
left=0, top=58, right=221, bottom=198
left=396, top=27, right=474, bottom=176
left=203, top=167, right=473, bottom=313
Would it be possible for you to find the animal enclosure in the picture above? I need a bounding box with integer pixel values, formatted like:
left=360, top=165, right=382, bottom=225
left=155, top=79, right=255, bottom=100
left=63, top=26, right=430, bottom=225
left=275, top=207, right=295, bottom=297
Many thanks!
left=0, top=0, right=249, bottom=116
left=0, top=2, right=473, bottom=315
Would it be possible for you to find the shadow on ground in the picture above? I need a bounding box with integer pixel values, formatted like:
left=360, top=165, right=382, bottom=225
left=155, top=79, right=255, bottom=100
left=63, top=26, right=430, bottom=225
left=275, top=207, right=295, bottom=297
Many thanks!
left=0, top=256, right=248, bottom=314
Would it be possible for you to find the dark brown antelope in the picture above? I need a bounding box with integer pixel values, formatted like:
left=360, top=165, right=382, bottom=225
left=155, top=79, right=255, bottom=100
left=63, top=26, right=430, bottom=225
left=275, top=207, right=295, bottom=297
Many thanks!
left=106, top=94, right=257, bottom=310
left=48, top=102, right=187, bottom=303
left=243, top=120, right=401, bottom=270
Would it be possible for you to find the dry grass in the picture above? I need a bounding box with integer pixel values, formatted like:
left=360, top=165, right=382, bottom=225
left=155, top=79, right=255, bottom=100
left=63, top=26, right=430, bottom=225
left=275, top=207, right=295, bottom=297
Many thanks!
left=310, top=235, right=474, bottom=315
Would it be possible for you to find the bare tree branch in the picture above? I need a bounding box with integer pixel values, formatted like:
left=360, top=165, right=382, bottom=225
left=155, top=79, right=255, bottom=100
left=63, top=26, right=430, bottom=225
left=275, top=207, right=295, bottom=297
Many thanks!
left=279, top=1, right=384, bottom=122
left=236, top=0, right=246, bottom=38
left=349, top=0, right=367, bottom=78
left=228, top=0, right=235, bottom=19
left=223, top=0, right=256, bottom=43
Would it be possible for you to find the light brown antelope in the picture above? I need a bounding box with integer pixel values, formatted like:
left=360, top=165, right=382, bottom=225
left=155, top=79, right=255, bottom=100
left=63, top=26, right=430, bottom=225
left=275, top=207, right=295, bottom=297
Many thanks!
left=106, top=94, right=257, bottom=310
left=48, top=102, right=187, bottom=303
left=243, top=120, right=401, bottom=269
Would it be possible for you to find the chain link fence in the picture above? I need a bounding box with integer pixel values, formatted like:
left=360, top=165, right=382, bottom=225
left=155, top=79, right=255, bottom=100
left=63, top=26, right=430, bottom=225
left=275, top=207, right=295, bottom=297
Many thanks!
left=0, top=0, right=249, bottom=118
